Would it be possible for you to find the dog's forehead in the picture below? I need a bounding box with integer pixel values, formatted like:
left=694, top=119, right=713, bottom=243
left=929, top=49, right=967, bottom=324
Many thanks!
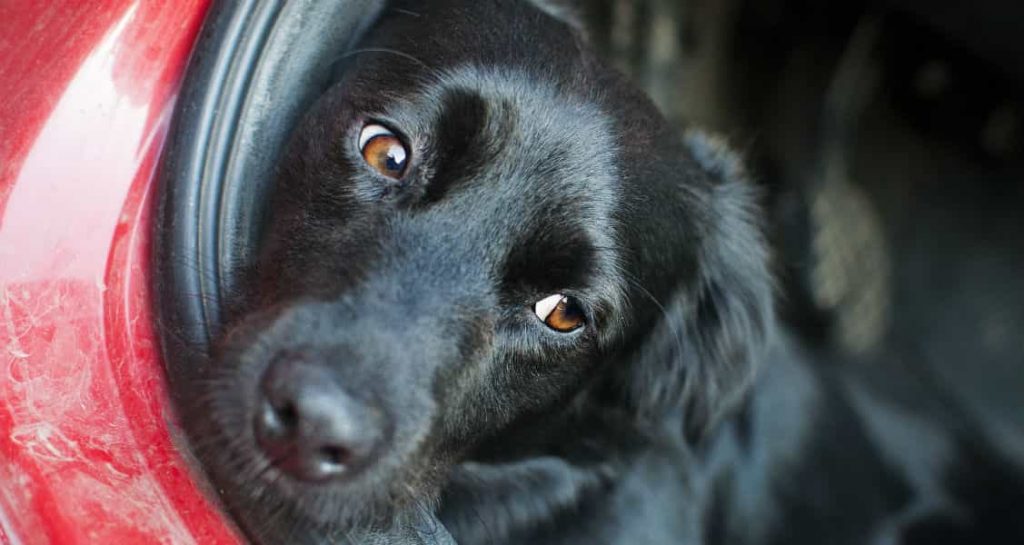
left=391, top=66, right=619, bottom=218
left=398, top=69, right=609, bottom=162
left=371, top=66, right=625, bottom=305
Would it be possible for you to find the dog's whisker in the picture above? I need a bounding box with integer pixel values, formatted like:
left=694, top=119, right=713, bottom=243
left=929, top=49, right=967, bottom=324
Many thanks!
left=620, top=271, right=689, bottom=368
left=336, top=47, right=431, bottom=70
left=391, top=8, right=421, bottom=18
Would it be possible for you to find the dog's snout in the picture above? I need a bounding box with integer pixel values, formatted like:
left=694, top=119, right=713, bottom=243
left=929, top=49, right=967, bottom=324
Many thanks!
left=255, top=355, right=386, bottom=483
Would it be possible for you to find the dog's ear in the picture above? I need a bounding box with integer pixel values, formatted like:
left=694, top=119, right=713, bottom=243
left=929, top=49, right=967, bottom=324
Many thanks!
left=622, top=131, right=774, bottom=442
left=681, top=131, right=774, bottom=440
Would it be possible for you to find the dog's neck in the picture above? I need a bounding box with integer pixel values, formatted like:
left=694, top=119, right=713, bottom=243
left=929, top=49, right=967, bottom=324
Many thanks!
left=438, top=405, right=699, bottom=544
left=440, top=456, right=615, bottom=543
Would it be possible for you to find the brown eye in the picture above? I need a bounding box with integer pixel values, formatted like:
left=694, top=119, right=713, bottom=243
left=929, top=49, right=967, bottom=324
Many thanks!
left=533, top=294, right=586, bottom=333
left=358, top=123, right=408, bottom=178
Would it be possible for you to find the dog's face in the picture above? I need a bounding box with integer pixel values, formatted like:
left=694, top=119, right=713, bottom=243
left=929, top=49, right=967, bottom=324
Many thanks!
left=189, top=0, right=772, bottom=537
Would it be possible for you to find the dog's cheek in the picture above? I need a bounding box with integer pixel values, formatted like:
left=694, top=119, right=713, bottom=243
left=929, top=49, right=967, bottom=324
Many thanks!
left=443, top=344, right=595, bottom=446
left=255, top=209, right=389, bottom=309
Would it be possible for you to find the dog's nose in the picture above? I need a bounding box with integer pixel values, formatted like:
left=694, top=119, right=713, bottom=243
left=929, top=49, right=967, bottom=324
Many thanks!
left=254, top=356, right=385, bottom=482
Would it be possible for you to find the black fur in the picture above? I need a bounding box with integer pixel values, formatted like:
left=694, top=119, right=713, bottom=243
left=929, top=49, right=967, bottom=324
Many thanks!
left=178, top=1, right=1024, bottom=544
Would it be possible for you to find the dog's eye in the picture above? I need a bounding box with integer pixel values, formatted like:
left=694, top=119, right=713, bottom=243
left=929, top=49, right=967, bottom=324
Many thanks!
left=533, top=294, right=586, bottom=333
left=358, top=123, right=408, bottom=178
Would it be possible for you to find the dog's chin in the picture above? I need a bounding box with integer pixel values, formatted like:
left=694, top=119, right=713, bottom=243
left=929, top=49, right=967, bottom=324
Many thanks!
left=196, top=423, right=444, bottom=532
left=187, top=370, right=440, bottom=532
left=246, top=458, right=407, bottom=529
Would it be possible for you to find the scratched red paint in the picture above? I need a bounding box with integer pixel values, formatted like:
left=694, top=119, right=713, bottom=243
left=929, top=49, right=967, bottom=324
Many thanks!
left=0, top=2, right=241, bottom=544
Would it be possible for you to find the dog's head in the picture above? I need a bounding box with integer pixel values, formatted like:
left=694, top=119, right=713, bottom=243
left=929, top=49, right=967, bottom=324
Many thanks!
left=189, top=0, right=772, bottom=535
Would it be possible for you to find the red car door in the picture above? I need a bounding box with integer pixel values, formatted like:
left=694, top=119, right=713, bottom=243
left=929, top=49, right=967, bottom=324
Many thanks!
left=0, top=2, right=240, bottom=543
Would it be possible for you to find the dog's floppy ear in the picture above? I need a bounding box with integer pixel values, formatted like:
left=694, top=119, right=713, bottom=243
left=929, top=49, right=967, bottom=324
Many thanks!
left=623, top=130, right=774, bottom=442
left=681, top=131, right=774, bottom=440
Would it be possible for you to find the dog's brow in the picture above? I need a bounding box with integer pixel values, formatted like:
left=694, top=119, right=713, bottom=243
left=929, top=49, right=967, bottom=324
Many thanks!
left=423, top=89, right=497, bottom=203
left=502, top=221, right=598, bottom=294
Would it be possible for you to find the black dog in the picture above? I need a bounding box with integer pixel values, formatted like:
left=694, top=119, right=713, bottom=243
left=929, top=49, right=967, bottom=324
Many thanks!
left=183, top=1, right=1024, bottom=543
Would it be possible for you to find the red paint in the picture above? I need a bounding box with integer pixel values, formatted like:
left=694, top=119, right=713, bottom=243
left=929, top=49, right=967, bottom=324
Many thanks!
left=0, top=2, right=242, bottom=543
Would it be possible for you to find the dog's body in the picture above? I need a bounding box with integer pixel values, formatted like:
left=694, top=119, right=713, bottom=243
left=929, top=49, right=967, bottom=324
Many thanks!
left=179, top=1, right=1024, bottom=543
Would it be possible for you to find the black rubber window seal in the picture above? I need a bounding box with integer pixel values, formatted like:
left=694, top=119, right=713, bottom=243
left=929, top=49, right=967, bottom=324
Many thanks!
left=152, top=0, right=384, bottom=419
